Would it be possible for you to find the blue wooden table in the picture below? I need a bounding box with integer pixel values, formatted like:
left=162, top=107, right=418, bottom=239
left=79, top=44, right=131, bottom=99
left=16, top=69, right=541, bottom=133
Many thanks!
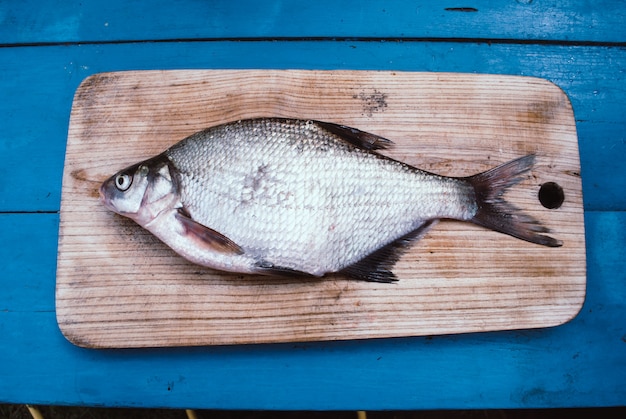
left=1, top=0, right=625, bottom=410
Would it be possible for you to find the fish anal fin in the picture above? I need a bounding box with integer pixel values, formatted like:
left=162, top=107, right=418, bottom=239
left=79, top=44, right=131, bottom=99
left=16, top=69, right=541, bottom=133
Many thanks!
left=175, top=209, right=244, bottom=255
left=254, top=260, right=319, bottom=278
left=341, top=220, right=438, bottom=283
left=314, top=121, right=393, bottom=151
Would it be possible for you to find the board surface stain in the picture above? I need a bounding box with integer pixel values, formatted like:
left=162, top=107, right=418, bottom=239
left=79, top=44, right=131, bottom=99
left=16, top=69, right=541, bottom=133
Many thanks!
left=354, top=89, right=389, bottom=116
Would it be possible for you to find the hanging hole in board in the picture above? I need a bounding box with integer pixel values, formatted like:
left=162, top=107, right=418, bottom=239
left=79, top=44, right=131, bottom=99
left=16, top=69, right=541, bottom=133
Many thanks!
left=538, top=182, right=564, bottom=209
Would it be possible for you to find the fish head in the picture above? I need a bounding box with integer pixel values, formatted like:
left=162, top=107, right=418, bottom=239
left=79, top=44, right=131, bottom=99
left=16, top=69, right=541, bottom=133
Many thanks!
left=99, top=155, right=180, bottom=227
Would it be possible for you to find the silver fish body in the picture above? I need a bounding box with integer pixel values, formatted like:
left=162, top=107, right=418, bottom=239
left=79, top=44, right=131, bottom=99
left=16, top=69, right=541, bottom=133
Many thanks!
left=100, top=118, right=560, bottom=282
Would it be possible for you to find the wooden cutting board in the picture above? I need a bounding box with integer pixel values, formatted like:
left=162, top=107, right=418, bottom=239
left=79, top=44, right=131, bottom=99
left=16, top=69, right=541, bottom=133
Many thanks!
left=56, top=70, right=586, bottom=348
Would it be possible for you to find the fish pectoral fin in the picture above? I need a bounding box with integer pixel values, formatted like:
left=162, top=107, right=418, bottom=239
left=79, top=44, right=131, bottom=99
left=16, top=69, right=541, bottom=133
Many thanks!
left=314, top=121, right=393, bottom=151
left=175, top=209, right=244, bottom=255
left=340, top=220, right=439, bottom=283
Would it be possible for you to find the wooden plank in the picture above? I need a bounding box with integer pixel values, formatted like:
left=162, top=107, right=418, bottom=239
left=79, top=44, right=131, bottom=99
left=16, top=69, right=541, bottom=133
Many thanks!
left=56, top=70, right=585, bottom=348
left=2, top=211, right=623, bottom=408
left=1, top=41, right=624, bottom=212
left=2, top=0, right=625, bottom=44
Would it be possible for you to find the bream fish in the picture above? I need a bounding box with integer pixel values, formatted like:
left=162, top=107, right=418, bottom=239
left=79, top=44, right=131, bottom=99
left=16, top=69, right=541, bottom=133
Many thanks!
left=100, top=118, right=561, bottom=282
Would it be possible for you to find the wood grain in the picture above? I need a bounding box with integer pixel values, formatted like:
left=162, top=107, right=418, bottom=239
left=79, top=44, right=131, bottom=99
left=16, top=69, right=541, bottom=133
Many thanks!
left=56, top=70, right=585, bottom=348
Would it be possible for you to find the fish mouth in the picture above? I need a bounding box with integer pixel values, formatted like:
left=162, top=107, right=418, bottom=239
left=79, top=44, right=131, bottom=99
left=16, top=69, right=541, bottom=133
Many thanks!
left=98, top=182, right=114, bottom=211
left=98, top=183, right=106, bottom=203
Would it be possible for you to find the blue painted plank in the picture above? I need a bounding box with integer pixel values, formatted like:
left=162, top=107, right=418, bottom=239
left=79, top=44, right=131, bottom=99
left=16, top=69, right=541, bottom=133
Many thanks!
left=0, top=41, right=624, bottom=212
left=0, top=211, right=625, bottom=409
left=2, top=0, right=625, bottom=44
left=0, top=214, right=58, bottom=313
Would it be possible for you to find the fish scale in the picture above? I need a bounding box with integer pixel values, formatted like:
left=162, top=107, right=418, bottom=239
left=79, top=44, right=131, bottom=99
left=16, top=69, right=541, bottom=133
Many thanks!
left=166, top=119, right=470, bottom=274
left=100, top=118, right=561, bottom=282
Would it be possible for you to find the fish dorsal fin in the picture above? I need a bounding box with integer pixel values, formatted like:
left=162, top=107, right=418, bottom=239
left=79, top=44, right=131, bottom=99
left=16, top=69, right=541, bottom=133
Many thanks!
left=175, top=208, right=244, bottom=255
left=340, top=220, right=438, bottom=283
left=314, top=121, right=393, bottom=151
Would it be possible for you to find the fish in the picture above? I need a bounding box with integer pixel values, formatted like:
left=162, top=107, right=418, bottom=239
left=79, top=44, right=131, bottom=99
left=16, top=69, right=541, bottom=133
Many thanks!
left=99, top=118, right=561, bottom=283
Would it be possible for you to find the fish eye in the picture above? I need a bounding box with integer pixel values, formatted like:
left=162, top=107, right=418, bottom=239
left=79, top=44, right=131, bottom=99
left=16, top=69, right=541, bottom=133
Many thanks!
left=115, top=173, right=132, bottom=191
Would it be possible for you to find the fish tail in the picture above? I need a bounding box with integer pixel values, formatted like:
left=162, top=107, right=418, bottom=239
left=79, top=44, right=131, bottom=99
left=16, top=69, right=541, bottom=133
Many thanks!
left=466, top=155, right=562, bottom=247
